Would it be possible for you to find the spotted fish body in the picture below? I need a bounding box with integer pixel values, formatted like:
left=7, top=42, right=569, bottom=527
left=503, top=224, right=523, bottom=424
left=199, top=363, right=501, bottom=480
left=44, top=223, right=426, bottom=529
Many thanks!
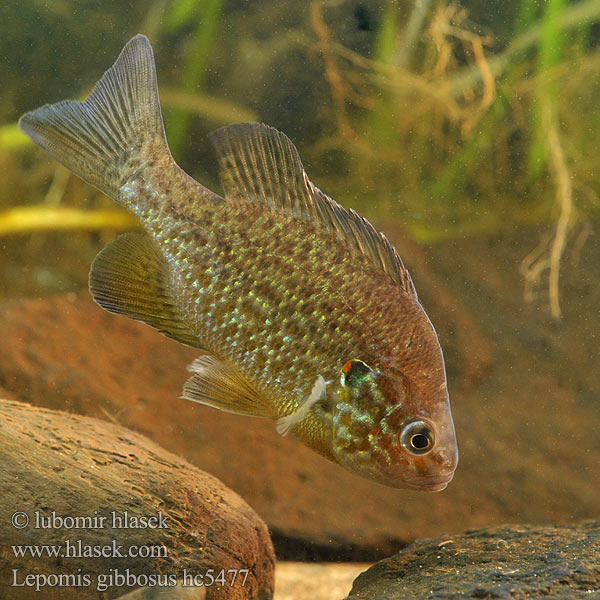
left=19, top=35, right=458, bottom=490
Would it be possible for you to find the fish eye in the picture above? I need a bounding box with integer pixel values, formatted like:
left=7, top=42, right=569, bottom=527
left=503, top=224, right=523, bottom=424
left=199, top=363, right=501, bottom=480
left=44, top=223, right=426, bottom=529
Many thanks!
left=340, top=359, right=376, bottom=388
left=400, top=420, right=434, bottom=455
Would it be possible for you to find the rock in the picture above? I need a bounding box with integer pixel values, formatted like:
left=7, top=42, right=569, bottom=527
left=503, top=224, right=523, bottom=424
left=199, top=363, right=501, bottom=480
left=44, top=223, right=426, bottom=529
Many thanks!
left=0, top=229, right=599, bottom=559
left=345, top=521, right=600, bottom=600
left=0, top=398, right=275, bottom=600
left=116, top=584, right=206, bottom=599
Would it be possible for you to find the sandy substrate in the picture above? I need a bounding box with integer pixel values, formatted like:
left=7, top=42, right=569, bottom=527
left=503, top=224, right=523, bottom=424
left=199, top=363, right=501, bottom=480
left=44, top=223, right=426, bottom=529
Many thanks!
left=274, top=563, right=370, bottom=600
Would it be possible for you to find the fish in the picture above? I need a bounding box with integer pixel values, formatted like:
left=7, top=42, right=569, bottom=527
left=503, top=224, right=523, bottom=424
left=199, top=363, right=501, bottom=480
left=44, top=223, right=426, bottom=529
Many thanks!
left=19, top=34, right=458, bottom=491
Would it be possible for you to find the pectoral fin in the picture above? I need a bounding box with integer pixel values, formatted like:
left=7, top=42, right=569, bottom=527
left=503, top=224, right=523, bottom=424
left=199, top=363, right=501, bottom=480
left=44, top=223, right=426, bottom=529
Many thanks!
left=89, top=232, right=201, bottom=348
left=276, top=375, right=327, bottom=436
left=182, top=356, right=272, bottom=418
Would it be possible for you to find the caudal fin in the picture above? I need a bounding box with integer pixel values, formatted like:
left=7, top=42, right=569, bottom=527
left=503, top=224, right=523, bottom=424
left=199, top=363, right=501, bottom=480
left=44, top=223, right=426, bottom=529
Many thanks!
left=18, top=34, right=168, bottom=199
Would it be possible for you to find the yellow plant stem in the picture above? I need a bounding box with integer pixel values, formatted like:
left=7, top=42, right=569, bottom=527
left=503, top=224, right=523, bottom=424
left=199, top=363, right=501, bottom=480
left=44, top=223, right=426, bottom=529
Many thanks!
left=0, top=206, right=139, bottom=236
left=546, top=107, right=573, bottom=320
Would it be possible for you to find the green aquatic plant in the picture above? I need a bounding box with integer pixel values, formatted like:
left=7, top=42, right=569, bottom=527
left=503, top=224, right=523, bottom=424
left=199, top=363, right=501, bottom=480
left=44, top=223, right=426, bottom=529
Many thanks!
left=366, top=0, right=399, bottom=150
left=164, top=0, right=223, bottom=159
left=1, top=0, right=599, bottom=316
left=527, top=0, right=567, bottom=178
left=305, top=0, right=600, bottom=318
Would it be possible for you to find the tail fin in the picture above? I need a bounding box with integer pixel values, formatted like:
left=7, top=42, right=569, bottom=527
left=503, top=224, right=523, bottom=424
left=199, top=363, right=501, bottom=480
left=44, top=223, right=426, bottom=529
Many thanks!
left=18, top=34, right=168, bottom=199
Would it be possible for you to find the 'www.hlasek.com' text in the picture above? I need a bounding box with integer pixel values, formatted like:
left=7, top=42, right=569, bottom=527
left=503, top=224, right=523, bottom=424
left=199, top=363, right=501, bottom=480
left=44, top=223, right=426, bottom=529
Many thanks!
left=10, top=509, right=250, bottom=592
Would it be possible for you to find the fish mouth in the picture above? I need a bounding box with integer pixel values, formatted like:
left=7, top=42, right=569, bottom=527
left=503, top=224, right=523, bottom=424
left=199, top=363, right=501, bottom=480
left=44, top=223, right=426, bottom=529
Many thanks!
left=403, top=473, right=454, bottom=492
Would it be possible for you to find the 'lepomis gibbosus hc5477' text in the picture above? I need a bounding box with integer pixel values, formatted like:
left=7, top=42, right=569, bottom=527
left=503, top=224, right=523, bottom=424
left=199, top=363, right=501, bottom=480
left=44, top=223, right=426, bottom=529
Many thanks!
left=19, top=35, right=458, bottom=490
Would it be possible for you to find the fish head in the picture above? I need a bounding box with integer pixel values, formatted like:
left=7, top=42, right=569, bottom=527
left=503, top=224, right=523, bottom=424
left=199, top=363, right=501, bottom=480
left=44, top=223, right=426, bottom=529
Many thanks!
left=370, top=372, right=458, bottom=492
left=331, top=321, right=458, bottom=491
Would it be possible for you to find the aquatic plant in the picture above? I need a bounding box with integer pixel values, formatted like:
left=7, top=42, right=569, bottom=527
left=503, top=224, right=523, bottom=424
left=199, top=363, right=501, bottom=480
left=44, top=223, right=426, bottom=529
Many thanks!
left=1, top=0, right=599, bottom=316
left=163, top=0, right=224, bottom=159
left=302, top=0, right=600, bottom=318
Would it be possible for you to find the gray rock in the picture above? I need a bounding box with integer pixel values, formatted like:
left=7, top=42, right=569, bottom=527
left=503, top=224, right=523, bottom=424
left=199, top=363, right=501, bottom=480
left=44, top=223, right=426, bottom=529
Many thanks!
left=346, top=522, right=600, bottom=600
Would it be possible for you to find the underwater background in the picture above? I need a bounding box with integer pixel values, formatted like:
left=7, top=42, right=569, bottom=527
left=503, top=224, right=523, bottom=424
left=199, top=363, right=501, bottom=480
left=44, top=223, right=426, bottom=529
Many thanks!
left=1, top=1, right=599, bottom=599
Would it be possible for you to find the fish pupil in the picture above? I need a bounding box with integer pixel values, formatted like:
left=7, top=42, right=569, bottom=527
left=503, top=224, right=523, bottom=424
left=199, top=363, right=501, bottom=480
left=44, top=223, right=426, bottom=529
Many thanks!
left=400, top=420, right=435, bottom=455
left=411, top=433, right=430, bottom=450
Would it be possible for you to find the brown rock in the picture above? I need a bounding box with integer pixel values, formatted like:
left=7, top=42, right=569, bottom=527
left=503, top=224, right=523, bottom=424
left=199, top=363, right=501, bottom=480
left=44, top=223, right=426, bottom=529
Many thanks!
left=345, top=521, right=600, bottom=599
left=0, top=228, right=599, bottom=559
left=0, top=399, right=274, bottom=600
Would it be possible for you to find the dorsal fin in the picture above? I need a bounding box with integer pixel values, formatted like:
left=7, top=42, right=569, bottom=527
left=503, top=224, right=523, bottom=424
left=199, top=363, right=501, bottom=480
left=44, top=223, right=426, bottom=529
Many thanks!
left=209, top=122, right=418, bottom=300
left=89, top=232, right=201, bottom=348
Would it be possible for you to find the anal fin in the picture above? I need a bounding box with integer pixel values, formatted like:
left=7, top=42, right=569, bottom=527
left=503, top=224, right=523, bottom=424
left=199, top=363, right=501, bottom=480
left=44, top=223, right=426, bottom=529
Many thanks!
left=89, top=232, right=200, bottom=348
left=182, top=356, right=272, bottom=418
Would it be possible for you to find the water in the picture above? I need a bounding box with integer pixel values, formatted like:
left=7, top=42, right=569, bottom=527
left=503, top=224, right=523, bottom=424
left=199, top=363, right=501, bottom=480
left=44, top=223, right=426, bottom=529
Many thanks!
left=1, top=2, right=599, bottom=599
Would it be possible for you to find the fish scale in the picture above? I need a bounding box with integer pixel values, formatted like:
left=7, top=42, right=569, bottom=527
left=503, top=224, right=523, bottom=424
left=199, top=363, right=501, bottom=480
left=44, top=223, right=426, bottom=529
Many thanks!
left=141, top=194, right=417, bottom=457
left=19, top=34, right=458, bottom=490
left=173, top=205, right=373, bottom=401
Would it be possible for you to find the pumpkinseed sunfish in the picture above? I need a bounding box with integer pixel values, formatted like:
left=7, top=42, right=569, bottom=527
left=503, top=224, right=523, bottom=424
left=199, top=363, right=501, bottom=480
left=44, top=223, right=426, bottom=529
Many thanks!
left=19, top=35, right=458, bottom=490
